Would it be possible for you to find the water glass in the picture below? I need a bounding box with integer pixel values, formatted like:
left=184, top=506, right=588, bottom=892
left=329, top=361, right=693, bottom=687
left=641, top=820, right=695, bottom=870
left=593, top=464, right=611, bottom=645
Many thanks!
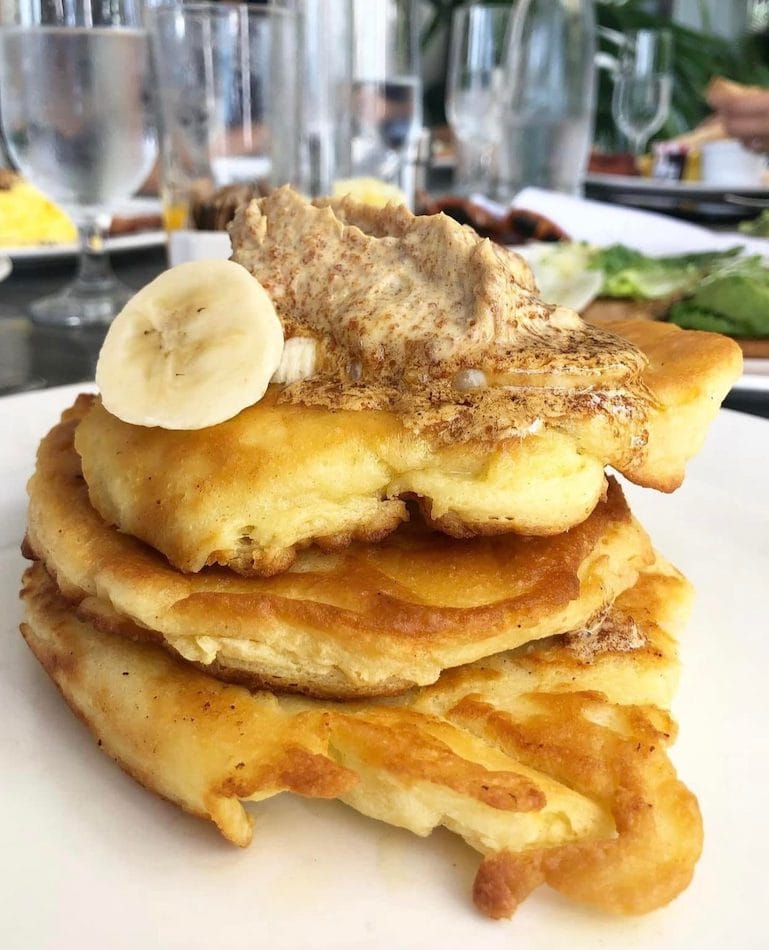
left=293, top=0, right=353, bottom=197
left=146, top=3, right=298, bottom=230
left=446, top=3, right=509, bottom=196
left=497, top=0, right=597, bottom=200
left=349, top=0, right=423, bottom=205
left=611, top=29, right=673, bottom=156
left=0, top=0, right=157, bottom=325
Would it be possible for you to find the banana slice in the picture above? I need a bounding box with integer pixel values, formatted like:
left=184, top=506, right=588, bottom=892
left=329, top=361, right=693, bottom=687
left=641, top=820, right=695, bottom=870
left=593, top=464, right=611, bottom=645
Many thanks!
left=272, top=336, right=317, bottom=384
left=96, top=260, right=284, bottom=430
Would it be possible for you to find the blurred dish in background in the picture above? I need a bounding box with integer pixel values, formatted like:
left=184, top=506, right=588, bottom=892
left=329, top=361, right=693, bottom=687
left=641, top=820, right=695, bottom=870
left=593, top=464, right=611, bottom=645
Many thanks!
left=1, top=189, right=163, bottom=261
left=420, top=194, right=568, bottom=245
left=520, top=236, right=769, bottom=354
left=331, top=177, right=407, bottom=207
left=0, top=255, right=11, bottom=282
left=584, top=172, right=769, bottom=222
left=5, top=228, right=166, bottom=265
left=0, top=172, right=77, bottom=246
left=588, top=150, right=638, bottom=177
left=0, top=167, right=162, bottom=248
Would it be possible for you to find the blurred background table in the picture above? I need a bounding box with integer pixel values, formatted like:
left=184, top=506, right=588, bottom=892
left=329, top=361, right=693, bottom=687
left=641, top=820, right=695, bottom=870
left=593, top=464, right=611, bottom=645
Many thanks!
left=0, top=247, right=166, bottom=395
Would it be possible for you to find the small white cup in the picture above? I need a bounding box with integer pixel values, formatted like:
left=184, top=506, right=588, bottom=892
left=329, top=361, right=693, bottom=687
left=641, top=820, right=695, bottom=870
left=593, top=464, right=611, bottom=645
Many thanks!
left=700, top=139, right=766, bottom=186
left=168, top=230, right=231, bottom=267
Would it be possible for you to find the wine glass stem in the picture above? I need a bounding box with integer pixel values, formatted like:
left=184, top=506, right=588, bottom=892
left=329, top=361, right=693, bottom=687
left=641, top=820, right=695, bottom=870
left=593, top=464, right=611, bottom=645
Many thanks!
left=631, top=134, right=647, bottom=157
left=74, top=216, right=117, bottom=292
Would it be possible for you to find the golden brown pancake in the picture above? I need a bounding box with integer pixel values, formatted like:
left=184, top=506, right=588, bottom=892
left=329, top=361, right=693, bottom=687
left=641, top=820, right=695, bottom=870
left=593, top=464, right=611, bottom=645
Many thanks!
left=412, top=559, right=689, bottom=717
left=74, top=314, right=740, bottom=577
left=20, top=556, right=701, bottom=919
left=28, top=399, right=652, bottom=698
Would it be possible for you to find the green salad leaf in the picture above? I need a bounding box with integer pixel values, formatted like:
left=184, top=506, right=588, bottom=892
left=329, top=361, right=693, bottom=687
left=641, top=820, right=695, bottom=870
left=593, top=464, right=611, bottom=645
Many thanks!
left=739, top=209, right=769, bottom=237
left=592, top=244, right=744, bottom=299
left=519, top=240, right=768, bottom=335
left=669, top=255, right=769, bottom=337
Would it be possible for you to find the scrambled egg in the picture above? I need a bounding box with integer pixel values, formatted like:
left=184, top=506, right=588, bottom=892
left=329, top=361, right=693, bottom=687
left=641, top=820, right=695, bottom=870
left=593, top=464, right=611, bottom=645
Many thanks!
left=331, top=176, right=406, bottom=207
left=0, top=176, right=77, bottom=246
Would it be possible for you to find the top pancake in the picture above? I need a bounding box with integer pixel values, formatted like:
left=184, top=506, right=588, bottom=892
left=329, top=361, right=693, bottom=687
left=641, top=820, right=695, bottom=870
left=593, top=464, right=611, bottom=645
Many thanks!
left=75, top=314, right=740, bottom=576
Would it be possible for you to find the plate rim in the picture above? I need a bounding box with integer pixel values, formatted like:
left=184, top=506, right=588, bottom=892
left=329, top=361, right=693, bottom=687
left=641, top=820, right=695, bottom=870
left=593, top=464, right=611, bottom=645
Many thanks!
left=585, top=172, right=769, bottom=197
left=4, top=230, right=167, bottom=262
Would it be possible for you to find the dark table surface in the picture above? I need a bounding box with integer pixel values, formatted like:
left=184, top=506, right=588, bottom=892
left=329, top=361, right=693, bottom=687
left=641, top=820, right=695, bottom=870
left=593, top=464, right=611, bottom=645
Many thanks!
left=0, top=247, right=167, bottom=395
left=1, top=242, right=767, bottom=420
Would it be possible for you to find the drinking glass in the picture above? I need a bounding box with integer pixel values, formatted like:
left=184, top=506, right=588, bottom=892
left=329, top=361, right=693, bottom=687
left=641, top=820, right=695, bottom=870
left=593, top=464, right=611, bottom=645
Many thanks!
left=293, top=0, right=353, bottom=197
left=446, top=3, right=509, bottom=196
left=349, top=0, right=423, bottom=205
left=0, top=1, right=157, bottom=325
left=497, top=0, right=597, bottom=200
left=146, top=3, right=298, bottom=229
left=611, top=29, right=673, bottom=156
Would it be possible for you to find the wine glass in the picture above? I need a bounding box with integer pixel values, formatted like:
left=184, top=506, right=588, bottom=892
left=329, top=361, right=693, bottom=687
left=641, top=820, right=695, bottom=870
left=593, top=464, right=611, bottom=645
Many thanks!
left=349, top=0, right=423, bottom=205
left=446, top=3, right=509, bottom=196
left=0, top=1, right=157, bottom=326
left=611, top=29, right=673, bottom=156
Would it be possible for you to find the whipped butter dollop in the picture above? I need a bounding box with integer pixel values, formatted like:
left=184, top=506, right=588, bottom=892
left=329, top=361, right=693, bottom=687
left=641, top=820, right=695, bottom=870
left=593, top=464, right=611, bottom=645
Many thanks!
left=229, top=187, right=652, bottom=449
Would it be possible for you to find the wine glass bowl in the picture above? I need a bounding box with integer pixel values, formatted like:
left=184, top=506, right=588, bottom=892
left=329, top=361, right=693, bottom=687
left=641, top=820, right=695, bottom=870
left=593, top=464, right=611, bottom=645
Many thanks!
left=611, top=29, right=673, bottom=157
left=0, top=2, right=157, bottom=326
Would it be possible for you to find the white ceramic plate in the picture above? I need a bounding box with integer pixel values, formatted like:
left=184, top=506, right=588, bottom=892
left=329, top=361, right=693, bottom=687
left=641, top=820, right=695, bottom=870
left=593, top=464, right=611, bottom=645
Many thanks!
left=5, top=229, right=166, bottom=262
left=736, top=361, right=769, bottom=392
left=1, top=384, right=767, bottom=949
left=585, top=172, right=769, bottom=199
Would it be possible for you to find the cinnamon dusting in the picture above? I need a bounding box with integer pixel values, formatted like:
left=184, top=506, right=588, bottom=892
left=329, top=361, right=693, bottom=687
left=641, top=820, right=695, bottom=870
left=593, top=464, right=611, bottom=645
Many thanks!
left=229, top=187, right=653, bottom=446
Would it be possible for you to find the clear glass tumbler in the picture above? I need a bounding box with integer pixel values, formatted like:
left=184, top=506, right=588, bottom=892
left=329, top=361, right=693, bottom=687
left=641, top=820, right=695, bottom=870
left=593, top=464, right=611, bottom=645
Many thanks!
left=497, top=0, right=597, bottom=200
left=349, top=0, right=423, bottom=205
left=146, top=3, right=298, bottom=230
left=446, top=3, right=509, bottom=196
left=294, top=0, right=354, bottom=197
left=0, top=0, right=157, bottom=325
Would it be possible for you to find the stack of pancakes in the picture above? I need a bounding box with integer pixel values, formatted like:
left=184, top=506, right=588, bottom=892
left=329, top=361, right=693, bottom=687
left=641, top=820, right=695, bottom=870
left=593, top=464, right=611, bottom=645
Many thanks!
left=20, top=190, right=742, bottom=921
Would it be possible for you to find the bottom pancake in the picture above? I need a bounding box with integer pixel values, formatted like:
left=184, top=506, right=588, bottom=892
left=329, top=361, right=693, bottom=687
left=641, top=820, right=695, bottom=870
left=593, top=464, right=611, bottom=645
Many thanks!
left=20, top=559, right=702, bottom=919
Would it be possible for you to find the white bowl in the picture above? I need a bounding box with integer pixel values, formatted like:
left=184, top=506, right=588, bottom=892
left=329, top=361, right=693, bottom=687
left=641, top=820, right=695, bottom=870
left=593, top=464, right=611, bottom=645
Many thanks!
left=700, top=139, right=766, bottom=186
